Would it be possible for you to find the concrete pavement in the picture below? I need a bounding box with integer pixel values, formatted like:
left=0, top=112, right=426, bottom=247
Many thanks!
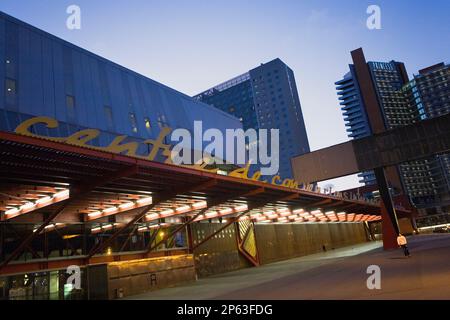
left=127, top=234, right=450, bottom=300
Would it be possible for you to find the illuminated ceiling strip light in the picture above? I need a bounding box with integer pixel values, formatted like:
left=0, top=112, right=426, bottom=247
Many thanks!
left=136, top=197, right=153, bottom=205
left=192, top=201, right=207, bottom=209
left=88, top=211, right=102, bottom=218
left=35, top=196, right=52, bottom=205
left=160, top=209, right=175, bottom=216
left=119, top=202, right=135, bottom=210
left=176, top=205, right=191, bottom=213
left=205, top=211, right=218, bottom=218
left=20, top=202, right=36, bottom=211
left=146, top=213, right=160, bottom=220
left=234, top=205, right=248, bottom=212
left=54, top=189, right=70, bottom=199
left=4, top=208, right=20, bottom=216
left=300, top=212, right=310, bottom=217
left=89, top=197, right=157, bottom=221
left=103, top=207, right=118, bottom=214
left=219, top=208, right=233, bottom=215
left=4, top=189, right=70, bottom=219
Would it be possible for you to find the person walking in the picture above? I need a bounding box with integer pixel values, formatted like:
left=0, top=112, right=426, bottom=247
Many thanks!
left=397, top=233, right=410, bottom=257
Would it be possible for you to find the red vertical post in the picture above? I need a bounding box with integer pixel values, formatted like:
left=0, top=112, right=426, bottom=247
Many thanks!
left=380, top=203, right=399, bottom=249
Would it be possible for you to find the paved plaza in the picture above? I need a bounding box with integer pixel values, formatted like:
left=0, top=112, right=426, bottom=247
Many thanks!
left=127, top=234, right=450, bottom=300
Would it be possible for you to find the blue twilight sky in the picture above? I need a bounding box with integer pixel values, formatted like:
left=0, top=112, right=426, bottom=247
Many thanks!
left=1, top=0, right=449, bottom=190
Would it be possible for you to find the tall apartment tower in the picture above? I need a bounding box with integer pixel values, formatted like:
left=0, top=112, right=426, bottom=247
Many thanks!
left=194, top=58, right=310, bottom=179
left=402, top=62, right=450, bottom=212
left=336, top=60, right=412, bottom=186
left=337, top=49, right=449, bottom=214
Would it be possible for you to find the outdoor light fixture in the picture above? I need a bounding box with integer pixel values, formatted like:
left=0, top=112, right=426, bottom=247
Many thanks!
left=137, top=196, right=152, bottom=205
left=219, top=208, right=233, bottom=215
left=88, top=211, right=102, bottom=218
left=300, top=212, right=310, bottom=217
left=35, top=196, right=52, bottom=205
left=192, top=201, right=207, bottom=209
left=103, top=207, right=118, bottom=214
left=119, top=202, right=135, bottom=210
left=176, top=205, right=191, bottom=213
left=146, top=213, right=160, bottom=220
left=278, top=209, right=292, bottom=217
left=160, top=209, right=175, bottom=216
left=54, top=189, right=70, bottom=199
left=206, top=211, right=218, bottom=218
left=20, top=202, right=36, bottom=211
left=3, top=188, right=72, bottom=219
left=234, top=205, right=248, bottom=212
left=4, top=208, right=20, bottom=216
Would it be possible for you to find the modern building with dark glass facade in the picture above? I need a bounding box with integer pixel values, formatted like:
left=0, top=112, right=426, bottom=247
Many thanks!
left=0, top=11, right=242, bottom=161
left=194, top=58, right=310, bottom=179
left=337, top=53, right=450, bottom=214
left=402, top=62, right=450, bottom=212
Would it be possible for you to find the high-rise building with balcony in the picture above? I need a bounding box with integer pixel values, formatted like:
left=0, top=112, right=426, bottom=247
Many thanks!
left=337, top=50, right=450, bottom=214
left=336, top=60, right=412, bottom=186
